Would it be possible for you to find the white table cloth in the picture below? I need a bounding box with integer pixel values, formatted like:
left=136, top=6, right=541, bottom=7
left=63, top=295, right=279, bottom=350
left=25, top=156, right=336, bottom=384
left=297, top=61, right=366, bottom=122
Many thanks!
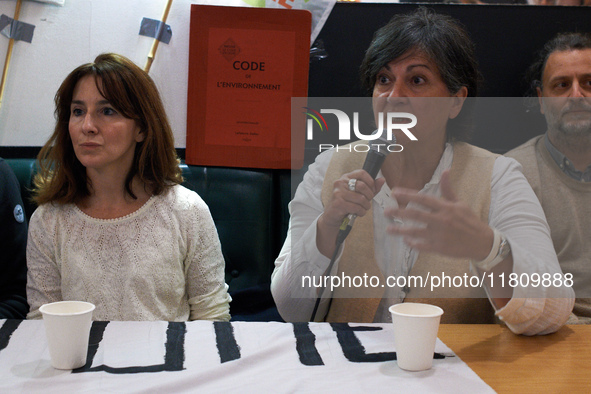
left=0, top=319, right=493, bottom=393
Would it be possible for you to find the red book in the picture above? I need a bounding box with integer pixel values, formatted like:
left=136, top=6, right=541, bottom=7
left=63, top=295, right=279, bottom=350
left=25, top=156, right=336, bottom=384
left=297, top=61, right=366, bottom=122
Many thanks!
left=186, top=4, right=311, bottom=169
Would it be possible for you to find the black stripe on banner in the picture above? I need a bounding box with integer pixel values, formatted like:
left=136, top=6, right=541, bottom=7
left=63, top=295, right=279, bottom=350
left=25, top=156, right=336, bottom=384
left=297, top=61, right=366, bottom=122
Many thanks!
left=0, top=319, right=23, bottom=352
left=164, top=321, right=186, bottom=371
left=214, top=321, right=241, bottom=363
left=292, top=322, right=324, bottom=366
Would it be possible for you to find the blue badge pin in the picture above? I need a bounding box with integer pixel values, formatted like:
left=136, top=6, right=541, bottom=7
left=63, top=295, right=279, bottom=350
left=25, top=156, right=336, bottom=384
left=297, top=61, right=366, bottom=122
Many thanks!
left=13, top=204, right=24, bottom=223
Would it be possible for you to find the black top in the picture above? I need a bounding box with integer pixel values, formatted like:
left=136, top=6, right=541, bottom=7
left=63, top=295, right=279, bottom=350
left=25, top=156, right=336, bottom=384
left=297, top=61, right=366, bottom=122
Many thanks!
left=0, top=158, right=29, bottom=319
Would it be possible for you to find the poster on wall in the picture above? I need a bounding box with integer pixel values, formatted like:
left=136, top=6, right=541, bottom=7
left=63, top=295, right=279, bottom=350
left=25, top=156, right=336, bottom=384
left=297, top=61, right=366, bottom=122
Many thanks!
left=186, top=4, right=310, bottom=169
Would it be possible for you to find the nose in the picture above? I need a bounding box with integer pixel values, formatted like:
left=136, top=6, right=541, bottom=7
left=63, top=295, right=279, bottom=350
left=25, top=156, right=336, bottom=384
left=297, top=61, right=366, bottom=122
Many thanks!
left=570, top=80, right=590, bottom=98
left=389, top=81, right=406, bottom=98
left=82, top=113, right=98, bottom=134
left=382, top=81, right=408, bottom=104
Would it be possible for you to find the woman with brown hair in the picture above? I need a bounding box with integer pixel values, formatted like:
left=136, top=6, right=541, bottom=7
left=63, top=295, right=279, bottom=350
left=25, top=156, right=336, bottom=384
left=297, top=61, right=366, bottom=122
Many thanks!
left=26, top=53, right=230, bottom=321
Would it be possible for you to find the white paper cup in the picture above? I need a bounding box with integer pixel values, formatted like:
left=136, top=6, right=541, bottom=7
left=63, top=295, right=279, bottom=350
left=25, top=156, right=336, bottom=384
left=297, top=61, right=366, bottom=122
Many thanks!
left=39, top=301, right=95, bottom=370
left=389, top=302, right=443, bottom=371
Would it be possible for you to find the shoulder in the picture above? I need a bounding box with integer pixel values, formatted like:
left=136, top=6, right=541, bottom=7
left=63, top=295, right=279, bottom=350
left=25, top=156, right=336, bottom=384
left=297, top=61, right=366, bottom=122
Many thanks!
left=310, top=148, right=335, bottom=174
left=29, top=203, right=67, bottom=226
left=450, top=142, right=498, bottom=182
left=490, top=154, right=543, bottom=210
left=504, top=135, right=544, bottom=185
left=27, top=203, right=75, bottom=245
left=453, top=141, right=498, bottom=159
left=0, top=157, right=11, bottom=175
left=0, top=157, right=9, bottom=176
left=30, top=202, right=68, bottom=219
left=505, top=135, right=542, bottom=163
left=160, top=186, right=219, bottom=240
left=491, top=155, right=527, bottom=184
left=452, top=142, right=529, bottom=176
left=0, top=159, right=22, bottom=204
left=159, top=184, right=210, bottom=214
left=297, top=148, right=335, bottom=194
left=0, top=158, right=19, bottom=193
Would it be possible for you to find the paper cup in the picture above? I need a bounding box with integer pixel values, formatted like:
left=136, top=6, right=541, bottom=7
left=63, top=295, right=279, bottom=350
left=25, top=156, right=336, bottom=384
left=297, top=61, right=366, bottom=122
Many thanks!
left=389, top=302, right=443, bottom=371
left=39, top=301, right=95, bottom=370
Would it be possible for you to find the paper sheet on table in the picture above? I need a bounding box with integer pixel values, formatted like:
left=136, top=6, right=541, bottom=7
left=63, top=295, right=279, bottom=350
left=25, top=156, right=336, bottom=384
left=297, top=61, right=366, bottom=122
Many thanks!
left=0, top=320, right=493, bottom=393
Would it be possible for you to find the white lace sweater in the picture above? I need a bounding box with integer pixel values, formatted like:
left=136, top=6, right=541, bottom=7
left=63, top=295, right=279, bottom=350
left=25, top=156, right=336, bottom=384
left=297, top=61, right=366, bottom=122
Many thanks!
left=26, top=185, right=231, bottom=322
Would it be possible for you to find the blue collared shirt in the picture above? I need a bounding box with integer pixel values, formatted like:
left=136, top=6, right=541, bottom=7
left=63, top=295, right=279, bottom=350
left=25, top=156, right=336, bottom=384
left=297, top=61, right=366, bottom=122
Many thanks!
left=545, top=133, right=591, bottom=183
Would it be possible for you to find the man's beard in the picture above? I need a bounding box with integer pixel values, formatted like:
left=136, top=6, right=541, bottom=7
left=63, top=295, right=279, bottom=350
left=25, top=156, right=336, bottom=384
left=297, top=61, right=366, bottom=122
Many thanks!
left=542, top=98, right=591, bottom=136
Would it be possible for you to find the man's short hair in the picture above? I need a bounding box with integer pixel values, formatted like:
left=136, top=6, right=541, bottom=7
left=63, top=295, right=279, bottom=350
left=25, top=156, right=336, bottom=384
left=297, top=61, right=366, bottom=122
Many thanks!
left=526, top=32, right=591, bottom=96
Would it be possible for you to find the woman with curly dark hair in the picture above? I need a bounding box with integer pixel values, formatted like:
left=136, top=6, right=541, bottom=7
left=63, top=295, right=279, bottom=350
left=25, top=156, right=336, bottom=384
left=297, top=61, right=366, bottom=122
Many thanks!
left=272, top=8, right=574, bottom=335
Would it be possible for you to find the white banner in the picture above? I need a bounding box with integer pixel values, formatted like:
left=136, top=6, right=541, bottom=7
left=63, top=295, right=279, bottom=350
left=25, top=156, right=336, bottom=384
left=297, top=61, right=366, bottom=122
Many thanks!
left=0, top=320, right=493, bottom=393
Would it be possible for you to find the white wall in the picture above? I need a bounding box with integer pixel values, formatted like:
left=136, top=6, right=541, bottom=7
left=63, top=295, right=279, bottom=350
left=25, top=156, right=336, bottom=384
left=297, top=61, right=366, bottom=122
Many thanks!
left=0, top=0, right=255, bottom=148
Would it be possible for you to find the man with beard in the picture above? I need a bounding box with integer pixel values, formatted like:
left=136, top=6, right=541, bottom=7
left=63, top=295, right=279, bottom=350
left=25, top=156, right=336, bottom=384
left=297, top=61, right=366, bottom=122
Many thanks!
left=507, top=32, right=591, bottom=322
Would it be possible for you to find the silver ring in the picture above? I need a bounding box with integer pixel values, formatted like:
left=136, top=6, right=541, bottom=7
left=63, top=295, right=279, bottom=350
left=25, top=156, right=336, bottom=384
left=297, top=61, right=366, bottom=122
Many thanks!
left=348, top=178, right=357, bottom=192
